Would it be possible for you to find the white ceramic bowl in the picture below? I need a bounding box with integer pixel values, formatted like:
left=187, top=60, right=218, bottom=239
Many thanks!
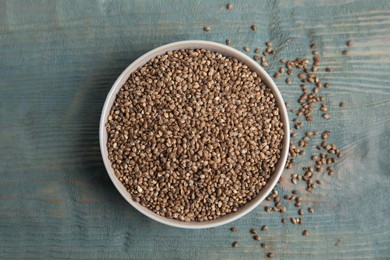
left=99, top=40, right=290, bottom=229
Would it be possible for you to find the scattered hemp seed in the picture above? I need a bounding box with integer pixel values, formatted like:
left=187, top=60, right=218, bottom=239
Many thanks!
left=261, top=225, right=268, bottom=231
left=232, top=241, right=239, bottom=248
left=267, top=252, right=274, bottom=258
left=251, top=24, right=257, bottom=31
left=243, top=46, right=250, bottom=52
left=225, top=39, right=231, bottom=45
left=324, top=82, right=330, bottom=88
left=253, top=235, right=261, bottom=241
left=266, top=41, right=273, bottom=47
left=347, top=40, right=353, bottom=47
left=226, top=3, right=233, bottom=10
left=342, top=50, right=349, bottom=55
left=323, top=113, right=331, bottom=119
left=203, top=26, right=210, bottom=32
left=291, top=217, right=298, bottom=224
left=303, top=230, right=309, bottom=236
left=308, top=207, right=315, bottom=213
left=325, top=67, right=333, bottom=72
left=230, top=227, right=238, bottom=232
left=286, top=78, right=292, bottom=84
left=310, top=43, right=317, bottom=49
left=261, top=243, right=268, bottom=249
left=254, top=55, right=261, bottom=61
left=274, top=72, right=280, bottom=79
left=339, top=102, right=346, bottom=107
left=255, top=48, right=261, bottom=53
left=250, top=228, right=257, bottom=234
left=322, top=131, right=330, bottom=139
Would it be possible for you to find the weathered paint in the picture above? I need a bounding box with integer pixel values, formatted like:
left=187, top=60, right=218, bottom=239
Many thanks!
left=0, top=0, right=389, bottom=259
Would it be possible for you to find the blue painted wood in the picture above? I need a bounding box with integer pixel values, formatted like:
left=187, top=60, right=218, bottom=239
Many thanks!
left=0, top=0, right=389, bottom=259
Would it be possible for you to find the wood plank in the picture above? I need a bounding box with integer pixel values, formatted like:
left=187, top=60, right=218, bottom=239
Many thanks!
left=0, top=0, right=389, bottom=259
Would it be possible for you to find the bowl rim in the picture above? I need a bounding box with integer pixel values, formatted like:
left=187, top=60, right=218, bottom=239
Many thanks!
left=99, top=40, right=290, bottom=229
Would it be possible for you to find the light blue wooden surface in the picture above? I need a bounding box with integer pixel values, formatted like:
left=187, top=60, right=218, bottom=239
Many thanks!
left=0, top=0, right=389, bottom=259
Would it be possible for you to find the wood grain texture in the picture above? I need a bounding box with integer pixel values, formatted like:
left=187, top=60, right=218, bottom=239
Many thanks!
left=0, top=0, right=389, bottom=259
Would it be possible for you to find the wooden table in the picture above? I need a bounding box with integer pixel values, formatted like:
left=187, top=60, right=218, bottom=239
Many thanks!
left=1, top=0, right=389, bottom=259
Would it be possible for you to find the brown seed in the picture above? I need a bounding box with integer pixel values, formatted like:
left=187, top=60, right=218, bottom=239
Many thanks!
left=266, top=41, right=273, bottom=47
left=274, top=72, right=280, bottom=79
left=261, top=225, right=268, bottom=231
left=312, top=50, right=319, bottom=55
left=243, top=47, right=250, bottom=52
left=230, top=227, right=238, bottom=232
left=281, top=218, right=286, bottom=224
left=267, top=252, right=274, bottom=258
left=286, top=78, right=292, bottom=84
left=310, top=43, right=317, bottom=49
left=250, top=228, right=257, bottom=234
left=262, top=61, right=269, bottom=67
left=325, top=67, right=333, bottom=72
left=280, top=59, right=286, bottom=63
left=253, top=235, right=261, bottom=241
left=251, top=24, right=257, bottom=31
left=339, top=102, right=346, bottom=107
left=321, top=131, right=330, bottom=139
left=203, top=26, right=210, bottom=32
left=226, top=3, right=233, bottom=10
left=308, top=207, right=315, bottom=213
left=254, top=55, right=261, bottom=61
left=255, top=48, right=261, bottom=53
left=232, top=241, right=239, bottom=248
left=347, top=40, right=353, bottom=47
left=298, top=209, right=304, bottom=216
left=303, top=230, right=308, bottom=236
left=225, top=39, right=232, bottom=45
left=342, top=50, right=349, bottom=55
left=324, top=82, right=330, bottom=88
left=323, top=113, right=331, bottom=119
left=261, top=243, right=268, bottom=248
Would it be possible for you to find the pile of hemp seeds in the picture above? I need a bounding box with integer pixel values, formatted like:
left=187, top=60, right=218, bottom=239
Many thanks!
left=106, top=48, right=285, bottom=222
left=209, top=3, right=349, bottom=258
